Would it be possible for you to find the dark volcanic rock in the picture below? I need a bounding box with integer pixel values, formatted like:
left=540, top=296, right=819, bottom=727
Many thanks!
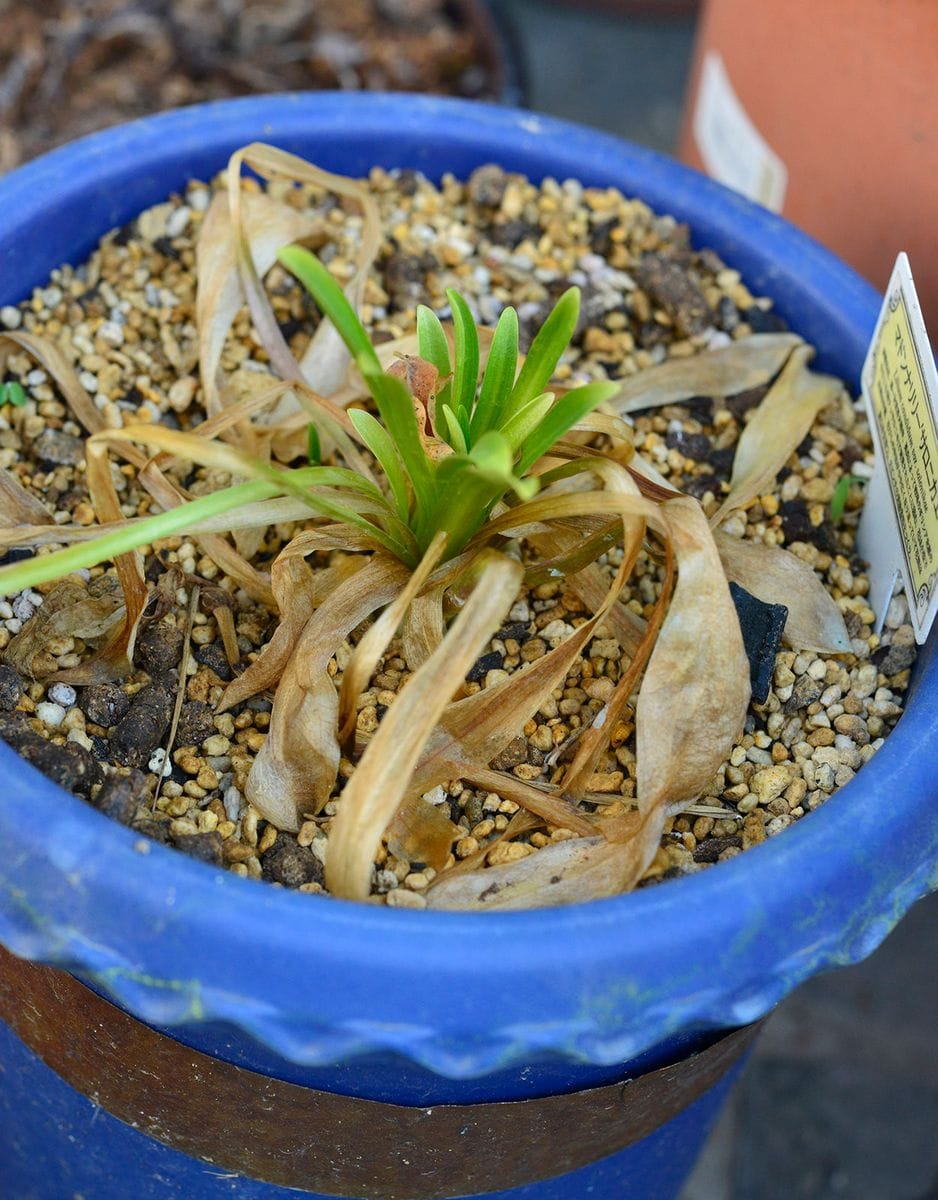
left=111, top=683, right=174, bottom=767
left=0, top=711, right=101, bottom=796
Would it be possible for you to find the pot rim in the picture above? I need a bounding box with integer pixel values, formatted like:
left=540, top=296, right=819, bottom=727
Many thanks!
left=1, top=92, right=936, bottom=1076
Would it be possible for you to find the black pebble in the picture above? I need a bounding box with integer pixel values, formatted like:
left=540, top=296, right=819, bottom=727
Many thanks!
left=261, top=837, right=324, bottom=888
left=744, top=306, right=789, bottom=333
left=729, top=582, right=788, bottom=706
left=693, top=834, right=742, bottom=863
left=175, top=700, right=216, bottom=748
left=466, top=650, right=504, bottom=683
left=871, top=643, right=916, bottom=676
left=665, top=428, right=712, bottom=462
left=194, top=641, right=232, bottom=681
left=779, top=499, right=839, bottom=554
left=171, top=830, right=224, bottom=866
left=92, top=771, right=148, bottom=825
left=131, top=816, right=172, bottom=846
left=81, top=683, right=130, bottom=728
left=111, top=683, right=174, bottom=768
left=0, top=712, right=101, bottom=796
left=137, top=621, right=184, bottom=675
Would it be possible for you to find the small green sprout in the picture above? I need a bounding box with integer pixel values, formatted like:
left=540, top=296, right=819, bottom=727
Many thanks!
left=306, top=422, right=322, bottom=466
left=830, top=473, right=864, bottom=522
left=277, top=244, right=618, bottom=561
left=0, top=381, right=27, bottom=407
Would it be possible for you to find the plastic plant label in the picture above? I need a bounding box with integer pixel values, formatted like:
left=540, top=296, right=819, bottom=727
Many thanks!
left=692, top=52, right=788, bottom=212
left=857, top=253, right=938, bottom=644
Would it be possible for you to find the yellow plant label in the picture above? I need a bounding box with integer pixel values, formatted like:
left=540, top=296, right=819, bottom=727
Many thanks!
left=859, top=253, right=938, bottom=643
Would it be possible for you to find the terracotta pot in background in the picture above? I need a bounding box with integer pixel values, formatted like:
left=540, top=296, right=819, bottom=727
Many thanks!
left=679, top=0, right=938, bottom=334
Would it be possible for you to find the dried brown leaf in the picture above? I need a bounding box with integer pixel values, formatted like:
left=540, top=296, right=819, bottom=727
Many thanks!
left=196, top=188, right=322, bottom=420
left=636, top=497, right=750, bottom=819
left=427, top=831, right=657, bottom=911
left=325, top=553, right=523, bottom=901
left=400, top=586, right=445, bottom=670
left=711, top=346, right=844, bottom=526
left=385, top=794, right=459, bottom=874
left=337, top=531, right=446, bottom=743
left=246, top=555, right=410, bottom=831
left=430, top=494, right=751, bottom=910
left=0, top=467, right=52, bottom=527
left=219, top=531, right=367, bottom=712
left=716, top=532, right=852, bottom=652
left=4, top=576, right=124, bottom=679
left=607, top=333, right=802, bottom=415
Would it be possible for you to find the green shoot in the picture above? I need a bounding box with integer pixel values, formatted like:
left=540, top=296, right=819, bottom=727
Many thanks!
left=276, top=244, right=619, bottom=559
left=307, top=423, right=321, bottom=465
left=830, top=473, right=864, bottom=522
left=0, top=381, right=27, bottom=407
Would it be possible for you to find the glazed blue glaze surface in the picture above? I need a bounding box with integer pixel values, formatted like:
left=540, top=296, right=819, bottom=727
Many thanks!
left=0, top=95, right=936, bottom=1091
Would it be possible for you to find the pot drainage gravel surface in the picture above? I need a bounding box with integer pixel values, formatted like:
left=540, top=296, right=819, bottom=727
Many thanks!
left=0, top=157, right=916, bottom=907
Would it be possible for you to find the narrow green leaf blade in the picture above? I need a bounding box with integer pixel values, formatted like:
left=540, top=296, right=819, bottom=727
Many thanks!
left=507, top=286, right=580, bottom=417
left=416, top=305, right=452, bottom=380
left=446, top=289, right=480, bottom=426
left=439, top=404, right=468, bottom=454
left=499, top=393, right=554, bottom=454
left=471, top=305, right=519, bottom=439
left=364, top=369, right=436, bottom=518
left=277, top=244, right=381, bottom=377
left=516, top=381, right=620, bottom=474
left=349, top=407, right=411, bottom=522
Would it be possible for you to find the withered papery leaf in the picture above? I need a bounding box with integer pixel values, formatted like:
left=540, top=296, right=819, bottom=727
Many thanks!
left=325, top=553, right=523, bottom=901
left=54, top=435, right=148, bottom=685
left=716, top=531, right=852, bottom=652
left=337, top=532, right=446, bottom=743
left=219, top=532, right=366, bottom=712
left=607, top=333, right=802, bottom=415
left=636, top=496, right=750, bottom=821
left=401, top=586, right=445, bottom=670
left=197, top=188, right=322, bottom=419
left=431, top=492, right=751, bottom=911
left=246, top=554, right=410, bottom=832
left=0, top=467, right=52, bottom=528
left=711, top=346, right=844, bottom=527
left=4, top=576, right=124, bottom=679
left=428, top=831, right=660, bottom=911
left=225, top=143, right=380, bottom=409
left=386, top=794, right=459, bottom=874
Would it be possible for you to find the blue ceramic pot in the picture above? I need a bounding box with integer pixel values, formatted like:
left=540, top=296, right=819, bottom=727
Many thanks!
left=0, top=94, right=936, bottom=1200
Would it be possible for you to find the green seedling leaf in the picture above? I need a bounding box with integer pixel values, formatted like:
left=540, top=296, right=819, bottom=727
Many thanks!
left=307, top=422, right=321, bottom=465
left=516, top=380, right=620, bottom=474
left=830, top=473, right=864, bottom=522
left=0, top=381, right=27, bottom=407
left=277, top=244, right=381, bottom=378
left=468, top=431, right=538, bottom=501
left=446, top=289, right=480, bottom=425
left=363, top=368, right=435, bottom=520
left=507, top=286, right=580, bottom=417
left=416, top=304, right=452, bottom=402
left=439, top=404, right=468, bottom=454
left=348, top=407, right=410, bottom=523
left=499, top=393, right=554, bottom=454
left=471, top=305, right=519, bottom=439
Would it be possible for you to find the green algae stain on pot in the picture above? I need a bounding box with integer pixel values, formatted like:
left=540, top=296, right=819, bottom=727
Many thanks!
left=94, top=966, right=205, bottom=1021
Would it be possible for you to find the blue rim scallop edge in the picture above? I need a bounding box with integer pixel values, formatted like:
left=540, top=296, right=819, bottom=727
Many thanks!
left=0, top=94, right=936, bottom=1078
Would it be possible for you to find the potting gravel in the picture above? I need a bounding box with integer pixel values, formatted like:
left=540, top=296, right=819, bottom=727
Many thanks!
left=0, top=164, right=916, bottom=903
